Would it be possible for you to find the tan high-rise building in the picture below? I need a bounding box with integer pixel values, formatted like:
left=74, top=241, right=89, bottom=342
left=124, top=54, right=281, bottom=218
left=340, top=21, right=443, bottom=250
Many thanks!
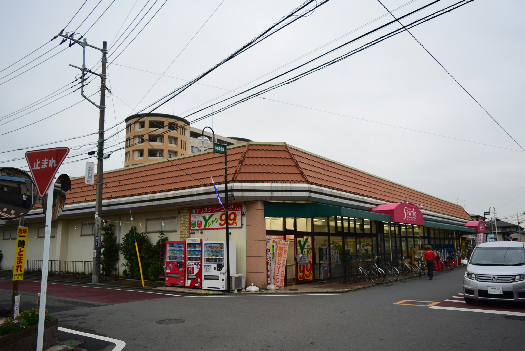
left=124, top=113, right=190, bottom=168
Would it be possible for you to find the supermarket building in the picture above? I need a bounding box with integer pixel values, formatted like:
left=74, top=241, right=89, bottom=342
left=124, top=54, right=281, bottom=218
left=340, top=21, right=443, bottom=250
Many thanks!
left=0, top=142, right=479, bottom=288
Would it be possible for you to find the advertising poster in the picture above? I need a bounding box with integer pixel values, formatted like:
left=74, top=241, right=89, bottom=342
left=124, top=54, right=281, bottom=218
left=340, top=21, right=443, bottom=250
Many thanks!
left=273, top=241, right=288, bottom=289
left=190, top=204, right=242, bottom=230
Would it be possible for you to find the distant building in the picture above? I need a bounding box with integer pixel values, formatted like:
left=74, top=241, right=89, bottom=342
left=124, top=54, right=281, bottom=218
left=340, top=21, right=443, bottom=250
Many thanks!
left=124, top=113, right=251, bottom=167
left=124, top=113, right=190, bottom=168
left=188, top=127, right=249, bottom=154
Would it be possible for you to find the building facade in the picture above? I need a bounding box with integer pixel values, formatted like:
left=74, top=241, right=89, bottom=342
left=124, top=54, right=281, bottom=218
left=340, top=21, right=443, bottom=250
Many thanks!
left=124, top=113, right=190, bottom=167
left=1, top=142, right=481, bottom=289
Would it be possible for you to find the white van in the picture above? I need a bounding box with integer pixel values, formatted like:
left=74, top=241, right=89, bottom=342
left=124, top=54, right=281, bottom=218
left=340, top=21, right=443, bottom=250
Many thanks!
left=463, top=241, right=525, bottom=304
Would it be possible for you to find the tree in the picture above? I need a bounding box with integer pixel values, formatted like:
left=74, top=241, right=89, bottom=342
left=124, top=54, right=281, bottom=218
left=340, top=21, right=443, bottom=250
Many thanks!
left=100, top=223, right=119, bottom=277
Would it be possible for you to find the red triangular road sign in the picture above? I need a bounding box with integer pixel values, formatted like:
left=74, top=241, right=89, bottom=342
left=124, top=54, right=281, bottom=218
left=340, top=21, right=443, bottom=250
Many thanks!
left=25, top=147, right=69, bottom=198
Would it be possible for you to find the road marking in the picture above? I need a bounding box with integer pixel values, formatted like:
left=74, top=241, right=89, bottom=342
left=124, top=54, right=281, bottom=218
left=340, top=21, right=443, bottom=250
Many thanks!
left=430, top=306, right=525, bottom=316
left=59, top=327, right=126, bottom=351
left=306, top=294, right=340, bottom=296
left=444, top=299, right=465, bottom=303
left=394, top=300, right=440, bottom=307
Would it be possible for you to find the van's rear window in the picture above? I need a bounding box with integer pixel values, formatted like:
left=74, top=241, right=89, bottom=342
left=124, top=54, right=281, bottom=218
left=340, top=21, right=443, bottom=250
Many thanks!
left=470, top=247, right=525, bottom=266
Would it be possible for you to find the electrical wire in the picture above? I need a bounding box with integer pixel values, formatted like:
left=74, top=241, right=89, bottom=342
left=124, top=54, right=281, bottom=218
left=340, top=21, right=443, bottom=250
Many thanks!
left=82, top=0, right=118, bottom=37
left=108, top=0, right=168, bottom=65
left=186, top=1, right=473, bottom=125
left=0, top=92, right=97, bottom=136
left=137, top=0, right=329, bottom=115
left=129, top=0, right=225, bottom=114
left=183, top=0, right=444, bottom=121
left=0, top=79, right=80, bottom=122
left=376, top=0, right=525, bottom=153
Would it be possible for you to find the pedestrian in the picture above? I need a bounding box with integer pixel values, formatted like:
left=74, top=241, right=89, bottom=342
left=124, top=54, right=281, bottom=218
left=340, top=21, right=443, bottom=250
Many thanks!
left=424, top=245, right=436, bottom=280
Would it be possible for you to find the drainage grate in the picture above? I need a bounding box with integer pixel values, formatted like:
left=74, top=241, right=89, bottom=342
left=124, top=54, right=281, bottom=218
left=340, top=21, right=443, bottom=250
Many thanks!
left=156, top=319, right=185, bottom=325
left=504, top=316, right=525, bottom=322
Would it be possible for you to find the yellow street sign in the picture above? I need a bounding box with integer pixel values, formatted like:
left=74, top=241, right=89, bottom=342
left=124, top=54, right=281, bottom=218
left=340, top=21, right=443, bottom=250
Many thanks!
left=13, top=227, right=28, bottom=281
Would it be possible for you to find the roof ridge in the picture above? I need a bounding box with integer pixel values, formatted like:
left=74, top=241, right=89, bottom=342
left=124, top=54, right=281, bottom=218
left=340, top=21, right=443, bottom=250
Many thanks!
left=284, top=142, right=309, bottom=183
left=231, top=142, right=250, bottom=182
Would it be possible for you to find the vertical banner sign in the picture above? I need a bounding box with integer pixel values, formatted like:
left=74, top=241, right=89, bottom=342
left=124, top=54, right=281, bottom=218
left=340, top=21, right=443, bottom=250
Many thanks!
left=273, top=241, right=288, bottom=289
left=267, top=238, right=272, bottom=284
left=476, top=234, right=485, bottom=245
left=13, top=227, right=28, bottom=281
left=297, top=237, right=313, bottom=281
left=190, top=204, right=242, bottom=230
left=85, top=161, right=95, bottom=185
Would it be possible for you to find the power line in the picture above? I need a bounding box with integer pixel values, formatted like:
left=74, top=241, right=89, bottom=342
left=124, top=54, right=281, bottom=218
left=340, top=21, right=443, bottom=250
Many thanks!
left=0, top=93, right=96, bottom=136
left=375, top=0, right=525, bottom=153
left=187, top=1, right=473, bottom=125
left=0, top=0, right=89, bottom=74
left=184, top=0, right=443, bottom=121
left=136, top=0, right=329, bottom=115
left=130, top=0, right=225, bottom=114
left=108, top=0, right=168, bottom=65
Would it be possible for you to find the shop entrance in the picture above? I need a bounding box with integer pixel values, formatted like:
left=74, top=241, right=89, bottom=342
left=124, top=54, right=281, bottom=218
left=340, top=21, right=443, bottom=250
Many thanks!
left=295, top=235, right=314, bottom=283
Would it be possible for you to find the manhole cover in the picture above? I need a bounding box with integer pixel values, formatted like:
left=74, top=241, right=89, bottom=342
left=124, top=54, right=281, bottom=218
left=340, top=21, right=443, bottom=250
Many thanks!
left=156, top=319, right=185, bottom=325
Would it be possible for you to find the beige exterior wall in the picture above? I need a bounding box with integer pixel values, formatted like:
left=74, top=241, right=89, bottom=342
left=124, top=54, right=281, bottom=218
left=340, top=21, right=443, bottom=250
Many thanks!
left=245, top=201, right=267, bottom=288
left=1, top=205, right=249, bottom=281
left=124, top=115, right=190, bottom=168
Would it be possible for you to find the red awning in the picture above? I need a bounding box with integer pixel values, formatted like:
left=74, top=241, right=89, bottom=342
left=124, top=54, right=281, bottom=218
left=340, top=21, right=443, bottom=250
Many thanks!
left=370, top=202, right=424, bottom=225
left=464, top=221, right=486, bottom=233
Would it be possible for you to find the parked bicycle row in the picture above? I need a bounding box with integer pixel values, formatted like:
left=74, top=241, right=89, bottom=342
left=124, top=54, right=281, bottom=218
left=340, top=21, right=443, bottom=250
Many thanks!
left=343, top=254, right=457, bottom=284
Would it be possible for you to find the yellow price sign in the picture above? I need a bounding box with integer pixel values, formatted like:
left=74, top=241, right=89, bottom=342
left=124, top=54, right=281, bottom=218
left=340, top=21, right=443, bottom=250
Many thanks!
left=13, top=227, right=28, bottom=281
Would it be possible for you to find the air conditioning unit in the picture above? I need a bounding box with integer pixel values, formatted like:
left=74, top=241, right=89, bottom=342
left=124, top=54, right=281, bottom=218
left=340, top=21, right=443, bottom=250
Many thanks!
left=230, top=274, right=245, bottom=292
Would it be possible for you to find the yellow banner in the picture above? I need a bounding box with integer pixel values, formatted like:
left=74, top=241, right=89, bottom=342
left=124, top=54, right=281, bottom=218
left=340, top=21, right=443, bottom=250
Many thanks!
left=13, top=227, right=28, bottom=281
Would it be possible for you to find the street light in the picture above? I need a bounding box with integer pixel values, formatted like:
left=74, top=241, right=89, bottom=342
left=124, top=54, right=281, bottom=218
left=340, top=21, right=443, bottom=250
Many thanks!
left=200, top=127, right=231, bottom=292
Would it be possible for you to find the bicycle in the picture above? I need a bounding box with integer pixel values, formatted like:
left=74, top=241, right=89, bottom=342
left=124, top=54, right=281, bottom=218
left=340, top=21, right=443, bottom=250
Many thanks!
left=399, top=256, right=422, bottom=277
left=366, top=256, right=386, bottom=284
left=383, top=260, right=400, bottom=282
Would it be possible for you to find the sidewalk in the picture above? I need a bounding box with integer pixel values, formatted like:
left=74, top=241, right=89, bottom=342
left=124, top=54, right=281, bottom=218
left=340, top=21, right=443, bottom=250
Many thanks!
left=0, top=268, right=441, bottom=295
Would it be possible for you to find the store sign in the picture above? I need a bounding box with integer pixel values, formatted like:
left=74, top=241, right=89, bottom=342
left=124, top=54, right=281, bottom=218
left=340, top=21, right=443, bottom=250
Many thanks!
left=370, top=202, right=424, bottom=225
left=190, top=204, right=242, bottom=230
left=13, top=227, right=28, bottom=281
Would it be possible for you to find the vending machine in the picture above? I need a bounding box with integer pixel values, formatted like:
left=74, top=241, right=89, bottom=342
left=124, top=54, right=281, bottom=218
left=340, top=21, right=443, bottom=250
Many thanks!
left=185, top=238, right=202, bottom=288
left=165, top=241, right=185, bottom=287
left=202, top=241, right=236, bottom=290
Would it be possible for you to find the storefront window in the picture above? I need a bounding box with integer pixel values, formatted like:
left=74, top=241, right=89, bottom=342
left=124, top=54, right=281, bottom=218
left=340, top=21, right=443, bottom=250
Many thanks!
left=314, top=236, right=330, bottom=280
left=313, top=218, right=328, bottom=233
left=371, top=221, right=376, bottom=233
left=348, top=218, right=355, bottom=233
left=344, top=237, right=356, bottom=259
left=329, top=217, right=336, bottom=233
left=364, top=219, right=371, bottom=234
left=265, top=217, right=284, bottom=231
left=296, top=218, right=312, bottom=232
left=330, top=236, right=343, bottom=278
left=342, top=217, right=349, bottom=232
left=285, top=218, right=294, bottom=231
left=355, top=218, right=363, bottom=234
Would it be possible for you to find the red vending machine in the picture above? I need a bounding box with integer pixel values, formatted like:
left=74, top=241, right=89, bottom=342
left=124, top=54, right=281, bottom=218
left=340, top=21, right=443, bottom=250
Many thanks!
left=165, top=241, right=185, bottom=287
left=185, top=238, right=202, bottom=288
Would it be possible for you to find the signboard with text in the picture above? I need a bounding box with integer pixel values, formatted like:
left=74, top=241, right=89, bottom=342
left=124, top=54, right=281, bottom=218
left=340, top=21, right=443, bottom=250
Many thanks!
left=25, top=147, right=69, bottom=197
left=13, top=227, right=28, bottom=281
left=190, top=204, right=242, bottom=230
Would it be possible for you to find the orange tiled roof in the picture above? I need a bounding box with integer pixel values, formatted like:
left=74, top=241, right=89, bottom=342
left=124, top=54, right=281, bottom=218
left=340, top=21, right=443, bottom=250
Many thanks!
left=66, top=142, right=470, bottom=220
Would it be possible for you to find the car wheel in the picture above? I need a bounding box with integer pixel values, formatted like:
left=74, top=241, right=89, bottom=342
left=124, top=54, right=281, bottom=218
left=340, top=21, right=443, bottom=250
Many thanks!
left=464, top=297, right=475, bottom=304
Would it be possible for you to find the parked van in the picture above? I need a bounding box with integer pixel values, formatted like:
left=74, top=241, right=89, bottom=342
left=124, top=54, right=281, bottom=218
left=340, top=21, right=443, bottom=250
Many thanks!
left=463, top=241, right=525, bottom=304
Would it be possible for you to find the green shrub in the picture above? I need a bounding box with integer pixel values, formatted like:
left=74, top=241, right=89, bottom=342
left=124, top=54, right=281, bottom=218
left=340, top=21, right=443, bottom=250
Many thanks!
left=100, top=223, right=119, bottom=277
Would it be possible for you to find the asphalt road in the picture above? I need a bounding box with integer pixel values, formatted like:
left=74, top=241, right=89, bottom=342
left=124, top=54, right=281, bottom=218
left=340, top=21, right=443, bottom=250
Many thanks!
left=2, top=267, right=524, bottom=350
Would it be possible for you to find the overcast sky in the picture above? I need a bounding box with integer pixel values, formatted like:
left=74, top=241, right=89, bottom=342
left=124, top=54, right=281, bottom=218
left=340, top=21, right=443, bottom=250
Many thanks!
left=1, top=0, right=524, bottom=223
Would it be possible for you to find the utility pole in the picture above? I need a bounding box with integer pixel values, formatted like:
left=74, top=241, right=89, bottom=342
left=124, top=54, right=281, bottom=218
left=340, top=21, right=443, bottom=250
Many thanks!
left=53, top=31, right=107, bottom=283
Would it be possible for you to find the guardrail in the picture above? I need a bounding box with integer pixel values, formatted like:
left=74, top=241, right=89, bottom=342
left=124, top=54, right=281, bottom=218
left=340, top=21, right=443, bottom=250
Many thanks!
left=25, top=260, right=93, bottom=275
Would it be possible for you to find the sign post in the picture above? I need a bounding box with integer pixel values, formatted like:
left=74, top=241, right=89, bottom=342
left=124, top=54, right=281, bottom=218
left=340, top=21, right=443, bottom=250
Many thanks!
left=25, top=147, right=68, bottom=351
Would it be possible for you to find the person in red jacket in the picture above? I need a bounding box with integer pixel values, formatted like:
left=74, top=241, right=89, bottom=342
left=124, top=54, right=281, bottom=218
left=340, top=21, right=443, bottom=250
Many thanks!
left=424, top=245, right=436, bottom=280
